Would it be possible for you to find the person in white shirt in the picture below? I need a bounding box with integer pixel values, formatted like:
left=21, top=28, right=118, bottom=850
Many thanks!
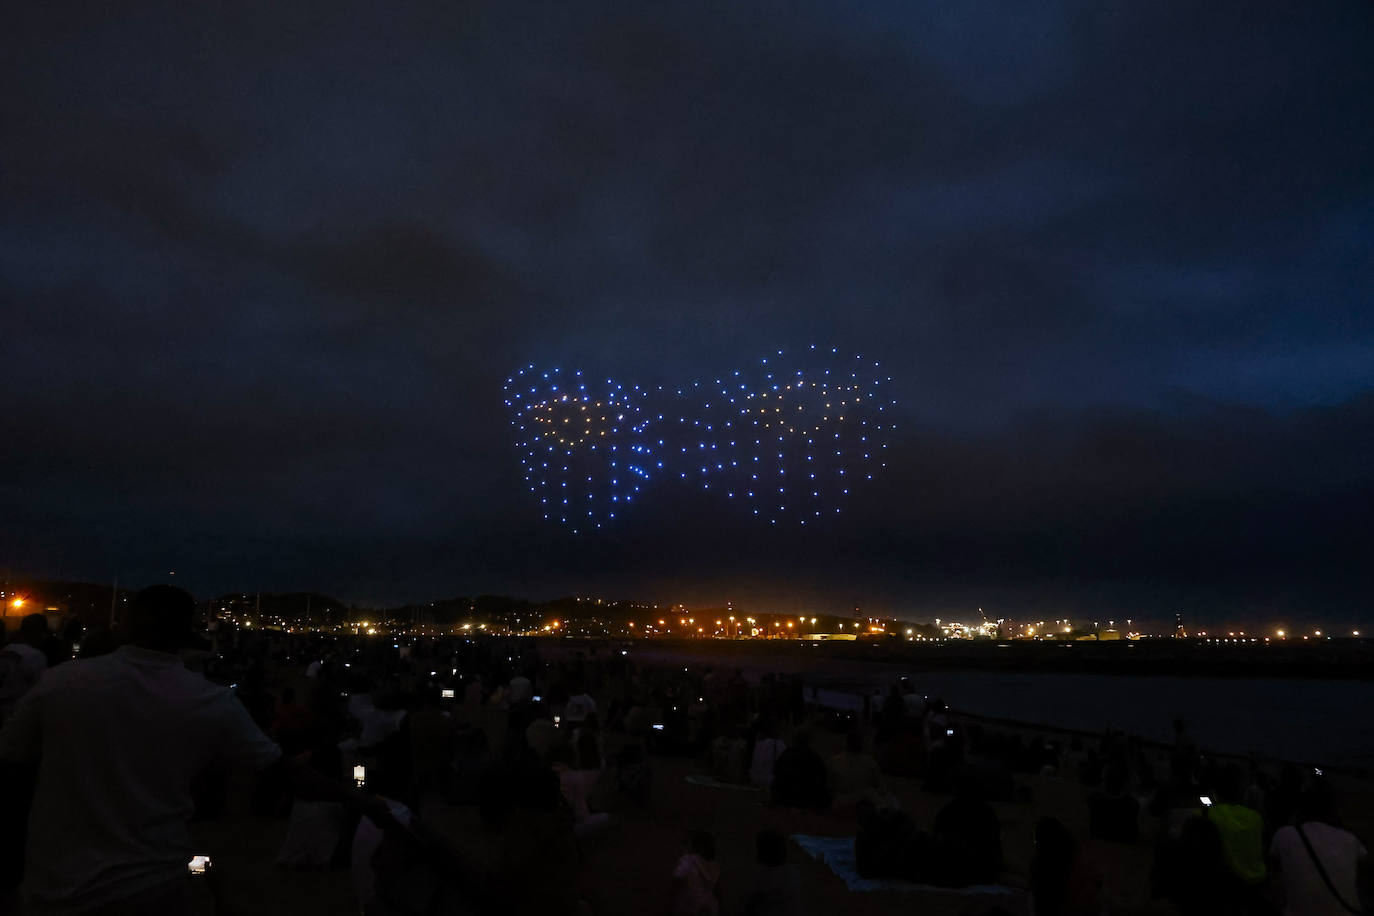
left=563, top=683, right=597, bottom=724
left=507, top=673, right=533, bottom=705
left=750, top=723, right=787, bottom=791
left=0, top=585, right=397, bottom=916
left=1270, top=781, right=1368, bottom=916
left=0, top=614, right=51, bottom=725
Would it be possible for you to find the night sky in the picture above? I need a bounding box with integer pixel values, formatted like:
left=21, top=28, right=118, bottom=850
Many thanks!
left=3, top=1, right=1372, bottom=625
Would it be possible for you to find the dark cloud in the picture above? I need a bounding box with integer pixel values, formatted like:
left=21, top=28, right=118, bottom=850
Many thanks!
left=1, top=0, right=1371, bottom=624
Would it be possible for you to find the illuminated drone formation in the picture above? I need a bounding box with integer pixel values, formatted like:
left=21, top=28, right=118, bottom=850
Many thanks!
left=503, top=347, right=896, bottom=532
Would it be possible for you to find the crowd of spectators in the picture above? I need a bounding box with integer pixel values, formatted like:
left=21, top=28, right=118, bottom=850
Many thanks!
left=0, top=594, right=1369, bottom=916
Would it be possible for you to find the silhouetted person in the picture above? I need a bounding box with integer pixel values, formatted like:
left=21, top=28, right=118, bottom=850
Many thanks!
left=829, top=726, right=890, bottom=812
left=234, top=663, right=276, bottom=731
left=672, top=829, right=721, bottom=916
left=489, top=764, right=586, bottom=913
left=1030, top=817, right=1103, bottom=916
left=563, top=677, right=596, bottom=724
left=879, top=684, right=905, bottom=728
left=1170, top=718, right=1198, bottom=789
left=749, top=720, right=786, bottom=790
left=924, top=773, right=1003, bottom=887
left=1088, top=766, right=1140, bottom=843
left=1270, top=779, right=1368, bottom=916
left=0, top=614, right=51, bottom=907
left=270, top=685, right=313, bottom=755
left=1205, top=767, right=1267, bottom=888
left=555, top=730, right=610, bottom=839
left=771, top=730, right=831, bottom=810
left=855, top=798, right=918, bottom=880
left=0, top=614, right=50, bottom=725
left=1266, top=764, right=1303, bottom=837
left=745, top=829, right=801, bottom=916
left=1152, top=815, right=1242, bottom=916
left=0, top=584, right=396, bottom=916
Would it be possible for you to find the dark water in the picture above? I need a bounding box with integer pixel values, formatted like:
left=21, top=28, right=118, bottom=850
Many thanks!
left=814, top=671, right=1374, bottom=768
left=615, top=646, right=1374, bottom=766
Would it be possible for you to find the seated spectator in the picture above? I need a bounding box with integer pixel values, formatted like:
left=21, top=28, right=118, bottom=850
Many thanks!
left=489, top=765, right=587, bottom=914
left=555, top=731, right=610, bottom=839
left=750, top=722, right=786, bottom=791
left=922, top=773, right=1003, bottom=887
left=877, top=722, right=923, bottom=778
left=507, top=670, right=534, bottom=706
left=878, top=685, right=906, bottom=728
left=772, top=730, right=831, bottom=810
left=613, top=742, right=652, bottom=806
left=462, top=675, right=484, bottom=708
left=923, top=721, right=965, bottom=794
left=624, top=702, right=663, bottom=738
left=1152, top=782, right=1206, bottom=842
left=234, top=664, right=277, bottom=731
left=408, top=690, right=455, bottom=796
left=277, top=794, right=344, bottom=868
left=672, top=829, right=721, bottom=916
left=1030, top=817, right=1103, bottom=916
left=855, top=799, right=919, bottom=880
left=370, top=701, right=415, bottom=805
left=1270, top=779, right=1368, bottom=916
left=745, top=829, right=801, bottom=916
left=445, top=727, right=490, bottom=806
left=525, top=709, right=560, bottom=760
left=1266, top=764, right=1303, bottom=837
left=563, top=679, right=597, bottom=724
left=1088, top=767, right=1140, bottom=843
left=1170, top=719, right=1198, bottom=789
left=710, top=728, right=749, bottom=785
left=829, top=727, right=893, bottom=812
left=1242, top=761, right=1267, bottom=815
left=1205, top=768, right=1267, bottom=886
left=352, top=691, right=407, bottom=751
left=1150, top=815, right=1237, bottom=916
left=924, top=698, right=950, bottom=755
left=350, top=798, right=416, bottom=913
left=270, top=685, right=314, bottom=754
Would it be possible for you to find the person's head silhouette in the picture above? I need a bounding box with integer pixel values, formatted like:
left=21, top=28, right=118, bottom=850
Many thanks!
left=127, top=584, right=206, bottom=653
left=19, top=612, right=50, bottom=646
